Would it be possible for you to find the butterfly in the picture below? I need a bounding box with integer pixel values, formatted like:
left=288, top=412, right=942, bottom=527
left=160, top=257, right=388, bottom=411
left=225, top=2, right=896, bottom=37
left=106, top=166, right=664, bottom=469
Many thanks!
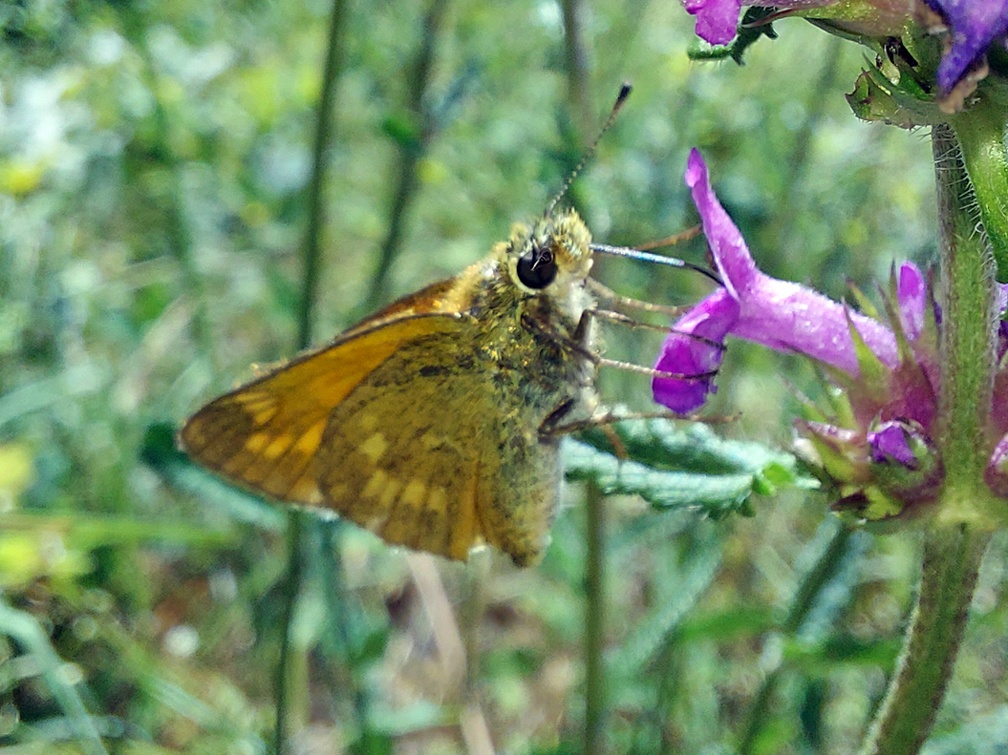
left=179, top=85, right=711, bottom=565
left=180, top=209, right=604, bottom=566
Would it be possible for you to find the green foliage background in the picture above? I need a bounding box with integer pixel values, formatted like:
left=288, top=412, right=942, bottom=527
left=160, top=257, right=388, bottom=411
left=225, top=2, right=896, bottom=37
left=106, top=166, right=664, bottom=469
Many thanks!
left=2, top=0, right=1006, bottom=752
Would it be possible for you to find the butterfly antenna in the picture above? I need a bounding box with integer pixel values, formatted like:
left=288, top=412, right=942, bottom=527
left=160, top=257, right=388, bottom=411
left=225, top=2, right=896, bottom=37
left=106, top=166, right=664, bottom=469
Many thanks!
left=544, top=82, right=632, bottom=218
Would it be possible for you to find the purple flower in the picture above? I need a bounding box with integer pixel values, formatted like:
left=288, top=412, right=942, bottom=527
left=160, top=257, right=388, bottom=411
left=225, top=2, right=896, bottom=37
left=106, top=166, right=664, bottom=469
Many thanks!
left=652, top=288, right=737, bottom=413
left=985, top=435, right=1008, bottom=497
left=868, top=420, right=920, bottom=467
left=924, top=1, right=1008, bottom=93
left=682, top=0, right=913, bottom=46
left=653, top=148, right=972, bottom=518
left=681, top=0, right=1008, bottom=104
left=653, top=149, right=901, bottom=414
left=683, top=0, right=746, bottom=46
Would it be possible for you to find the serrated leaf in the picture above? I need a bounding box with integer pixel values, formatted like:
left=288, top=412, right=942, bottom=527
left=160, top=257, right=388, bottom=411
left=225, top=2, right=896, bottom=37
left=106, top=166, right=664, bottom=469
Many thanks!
left=563, top=419, right=815, bottom=518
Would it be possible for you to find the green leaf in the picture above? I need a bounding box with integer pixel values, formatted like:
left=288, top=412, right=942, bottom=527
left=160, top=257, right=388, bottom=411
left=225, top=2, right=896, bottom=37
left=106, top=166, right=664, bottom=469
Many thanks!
left=783, top=633, right=902, bottom=673
left=0, top=597, right=106, bottom=755
left=563, top=419, right=815, bottom=519
left=608, top=531, right=722, bottom=672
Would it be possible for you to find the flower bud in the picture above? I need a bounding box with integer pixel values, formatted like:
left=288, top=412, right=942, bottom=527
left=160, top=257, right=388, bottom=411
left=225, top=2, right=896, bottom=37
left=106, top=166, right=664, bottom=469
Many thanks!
left=867, top=419, right=942, bottom=498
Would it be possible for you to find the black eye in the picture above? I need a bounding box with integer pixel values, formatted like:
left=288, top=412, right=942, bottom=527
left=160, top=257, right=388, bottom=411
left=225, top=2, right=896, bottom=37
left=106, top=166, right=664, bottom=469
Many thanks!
left=516, top=244, right=556, bottom=289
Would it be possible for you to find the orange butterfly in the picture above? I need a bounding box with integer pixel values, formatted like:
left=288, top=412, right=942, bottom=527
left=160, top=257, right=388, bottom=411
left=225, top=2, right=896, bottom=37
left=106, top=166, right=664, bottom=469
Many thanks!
left=181, top=209, right=603, bottom=566
left=180, top=85, right=710, bottom=565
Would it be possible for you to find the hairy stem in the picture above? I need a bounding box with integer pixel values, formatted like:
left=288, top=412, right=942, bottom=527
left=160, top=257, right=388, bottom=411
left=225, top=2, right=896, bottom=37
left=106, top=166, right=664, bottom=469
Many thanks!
left=858, top=121, right=997, bottom=755
left=859, top=526, right=989, bottom=755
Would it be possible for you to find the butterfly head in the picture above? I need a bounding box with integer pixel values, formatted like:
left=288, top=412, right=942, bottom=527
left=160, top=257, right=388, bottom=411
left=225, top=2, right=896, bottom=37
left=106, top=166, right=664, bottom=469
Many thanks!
left=504, top=208, right=593, bottom=301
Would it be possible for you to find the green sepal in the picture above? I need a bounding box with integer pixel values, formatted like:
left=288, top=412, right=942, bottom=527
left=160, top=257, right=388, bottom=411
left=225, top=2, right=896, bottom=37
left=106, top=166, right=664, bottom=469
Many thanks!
left=832, top=485, right=905, bottom=521
left=846, top=63, right=949, bottom=128
left=794, top=420, right=864, bottom=484
left=847, top=306, right=891, bottom=404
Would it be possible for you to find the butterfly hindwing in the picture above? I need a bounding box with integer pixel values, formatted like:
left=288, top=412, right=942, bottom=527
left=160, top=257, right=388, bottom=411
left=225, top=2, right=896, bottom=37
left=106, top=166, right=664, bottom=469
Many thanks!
left=315, top=334, right=561, bottom=565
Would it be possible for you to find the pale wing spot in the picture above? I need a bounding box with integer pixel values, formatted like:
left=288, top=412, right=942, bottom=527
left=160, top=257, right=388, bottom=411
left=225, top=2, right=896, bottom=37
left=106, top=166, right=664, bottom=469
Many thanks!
left=362, top=470, right=391, bottom=500
left=401, top=479, right=427, bottom=508
left=428, top=485, right=448, bottom=513
left=251, top=406, right=279, bottom=426
left=359, top=432, right=388, bottom=463
left=326, top=482, right=348, bottom=502
left=245, top=432, right=270, bottom=454
left=233, top=392, right=278, bottom=426
left=420, top=432, right=448, bottom=452
left=360, top=413, right=379, bottom=432
left=290, top=475, right=323, bottom=504
left=294, top=420, right=325, bottom=456
left=377, top=477, right=403, bottom=510
left=233, top=390, right=267, bottom=406
left=261, top=434, right=295, bottom=461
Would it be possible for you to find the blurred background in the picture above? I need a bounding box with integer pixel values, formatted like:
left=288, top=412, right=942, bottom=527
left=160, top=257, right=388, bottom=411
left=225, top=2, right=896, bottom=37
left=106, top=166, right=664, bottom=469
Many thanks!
left=2, top=0, right=1005, bottom=752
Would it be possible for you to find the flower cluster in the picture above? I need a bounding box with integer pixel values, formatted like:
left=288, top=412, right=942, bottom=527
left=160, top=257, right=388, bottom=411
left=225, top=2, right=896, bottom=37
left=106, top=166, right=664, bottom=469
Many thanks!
left=681, top=0, right=1008, bottom=108
left=655, top=150, right=1008, bottom=519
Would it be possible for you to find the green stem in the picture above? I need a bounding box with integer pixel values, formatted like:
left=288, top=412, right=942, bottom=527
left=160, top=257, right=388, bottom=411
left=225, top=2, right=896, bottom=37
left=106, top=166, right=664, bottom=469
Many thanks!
left=952, top=82, right=1008, bottom=283
left=274, top=510, right=304, bottom=754
left=366, top=0, right=449, bottom=310
left=319, top=522, right=369, bottom=740
left=932, top=124, right=999, bottom=526
left=277, top=2, right=348, bottom=747
left=859, top=526, right=990, bottom=755
left=297, top=0, right=349, bottom=349
left=858, top=122, right=998, bottom=755
left=583, top=482, right=605, bottom=755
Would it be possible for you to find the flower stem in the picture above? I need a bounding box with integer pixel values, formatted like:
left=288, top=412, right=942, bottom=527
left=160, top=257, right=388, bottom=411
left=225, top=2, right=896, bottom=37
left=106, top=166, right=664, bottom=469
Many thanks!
left=583, top=481, right=606, bottom=755
left=859, top=526, right=989, bottom=755
left=932, top=123, right=999, bottom=525
left=859, top=122, right=997, bottom=755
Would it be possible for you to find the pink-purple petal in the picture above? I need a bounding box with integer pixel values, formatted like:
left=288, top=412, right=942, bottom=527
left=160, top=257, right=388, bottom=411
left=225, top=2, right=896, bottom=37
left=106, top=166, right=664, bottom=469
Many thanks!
left=683, top=0, right=743, bottom=46
left=653, top=288, right=738, bottom=414
left=897, top=262, right=927, bottom=341
left=683, top=149, right=900, bottom=375
left=868, top=420, right=919, bottom=467
left=925, top=0, right=1008, bottom=92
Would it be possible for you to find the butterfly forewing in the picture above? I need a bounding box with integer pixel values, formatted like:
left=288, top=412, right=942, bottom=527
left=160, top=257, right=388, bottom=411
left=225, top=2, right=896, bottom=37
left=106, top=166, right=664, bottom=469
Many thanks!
left=179, top=314, right=466, bottom=505
left=180, top=209, right=599, bottom=565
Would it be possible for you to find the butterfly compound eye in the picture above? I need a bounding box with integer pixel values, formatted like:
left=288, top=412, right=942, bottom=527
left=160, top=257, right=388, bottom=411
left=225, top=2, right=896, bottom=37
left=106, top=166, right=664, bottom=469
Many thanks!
left=516, top=243, right=557, bottom=289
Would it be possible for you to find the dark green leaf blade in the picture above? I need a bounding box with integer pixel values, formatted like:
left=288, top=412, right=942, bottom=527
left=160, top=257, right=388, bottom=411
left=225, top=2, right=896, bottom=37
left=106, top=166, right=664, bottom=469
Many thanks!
left=564, top=419, right=815, bottom=518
